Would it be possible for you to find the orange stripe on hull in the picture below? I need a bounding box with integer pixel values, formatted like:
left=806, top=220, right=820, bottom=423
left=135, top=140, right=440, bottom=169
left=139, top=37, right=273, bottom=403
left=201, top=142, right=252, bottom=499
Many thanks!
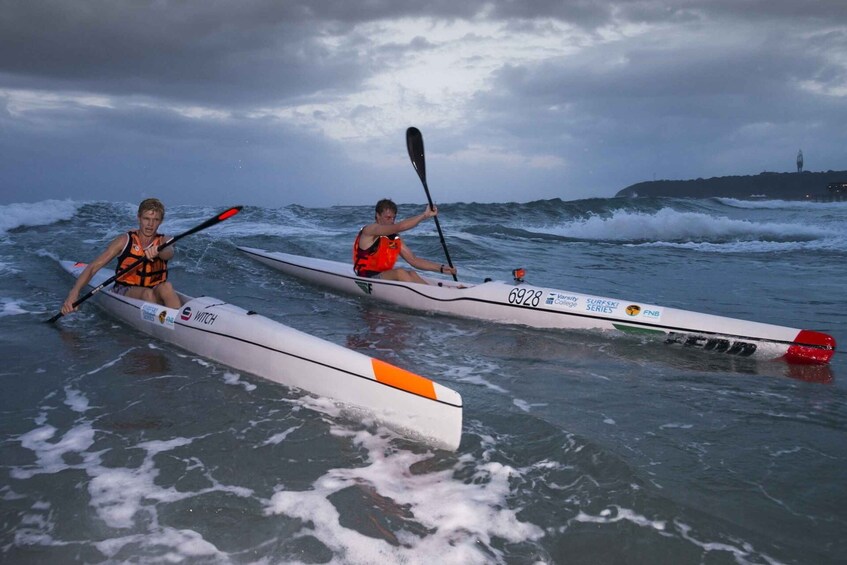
left=371, top=359, right=436, bottom=400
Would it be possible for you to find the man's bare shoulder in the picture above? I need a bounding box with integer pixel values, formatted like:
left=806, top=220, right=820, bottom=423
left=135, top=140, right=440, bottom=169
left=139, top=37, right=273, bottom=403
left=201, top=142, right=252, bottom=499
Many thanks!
left=102, top=232, right=130, bottom=254
left=359, top=222, right=379, bottom=236
left=361, top=222, right=397, bottom=237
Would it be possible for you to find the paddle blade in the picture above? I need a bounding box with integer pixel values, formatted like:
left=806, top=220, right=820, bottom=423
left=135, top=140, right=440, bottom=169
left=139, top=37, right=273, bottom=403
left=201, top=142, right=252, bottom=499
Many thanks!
left=404, top=127, right=457, bottom=281
left=406, top=127, right=426, bottom=183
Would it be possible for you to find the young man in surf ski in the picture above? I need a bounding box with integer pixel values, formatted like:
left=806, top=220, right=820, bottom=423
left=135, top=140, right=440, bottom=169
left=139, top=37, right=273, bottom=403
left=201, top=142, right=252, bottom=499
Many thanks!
left=353, top=198, right=458, bottom=284
left=61, top=198, right=180, bottom=315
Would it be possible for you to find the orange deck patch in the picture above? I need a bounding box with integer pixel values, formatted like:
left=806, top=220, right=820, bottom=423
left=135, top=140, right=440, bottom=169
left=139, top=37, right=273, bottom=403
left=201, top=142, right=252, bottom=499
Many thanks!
left=371, top=359, right=436, bottom=400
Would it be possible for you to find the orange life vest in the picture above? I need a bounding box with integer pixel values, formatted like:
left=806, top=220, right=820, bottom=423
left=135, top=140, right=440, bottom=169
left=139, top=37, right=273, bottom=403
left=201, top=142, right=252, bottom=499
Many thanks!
left=114, top=231, right=168, bottom=287
left=353, top=228, right=402, bottom=277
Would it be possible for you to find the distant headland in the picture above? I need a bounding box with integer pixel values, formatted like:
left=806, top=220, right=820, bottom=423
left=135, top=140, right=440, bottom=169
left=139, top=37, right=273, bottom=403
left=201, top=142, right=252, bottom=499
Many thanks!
left=615, top=170, right=847, bottom=200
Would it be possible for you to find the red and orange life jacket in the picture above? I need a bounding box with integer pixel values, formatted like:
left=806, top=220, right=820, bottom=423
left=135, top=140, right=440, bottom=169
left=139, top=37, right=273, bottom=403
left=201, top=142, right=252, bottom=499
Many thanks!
left=353, top=228, right=402, bottom=277
left=115, top=231, right=168, bottom=287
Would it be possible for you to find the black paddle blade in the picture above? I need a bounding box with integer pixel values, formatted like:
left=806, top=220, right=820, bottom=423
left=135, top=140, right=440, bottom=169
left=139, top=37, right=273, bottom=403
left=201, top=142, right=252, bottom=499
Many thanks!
left=404, top=127, right=457, bottom=281
left=406, top=127, right=426, bottom=183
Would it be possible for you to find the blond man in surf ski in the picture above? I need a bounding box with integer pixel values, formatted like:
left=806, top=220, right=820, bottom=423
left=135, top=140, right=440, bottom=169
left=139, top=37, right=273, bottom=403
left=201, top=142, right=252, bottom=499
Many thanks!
left=61, top=198, right=180, bottom=315
left=353, top=198, right=458, bottom=284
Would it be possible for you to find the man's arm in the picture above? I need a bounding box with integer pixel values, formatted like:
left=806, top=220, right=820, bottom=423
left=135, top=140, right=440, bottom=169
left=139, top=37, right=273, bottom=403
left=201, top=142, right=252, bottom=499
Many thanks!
left=148, top=235, right=174, bottom=261
left=400, top=245, right=443, bottom=272
left=361, top=206, right=437, bottom=239
left=61, top=234, right=127, bottom=314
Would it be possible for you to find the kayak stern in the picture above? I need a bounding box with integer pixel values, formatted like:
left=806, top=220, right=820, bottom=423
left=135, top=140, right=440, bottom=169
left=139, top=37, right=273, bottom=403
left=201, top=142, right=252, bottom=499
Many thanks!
left=783, top=330, right=836, bottom=365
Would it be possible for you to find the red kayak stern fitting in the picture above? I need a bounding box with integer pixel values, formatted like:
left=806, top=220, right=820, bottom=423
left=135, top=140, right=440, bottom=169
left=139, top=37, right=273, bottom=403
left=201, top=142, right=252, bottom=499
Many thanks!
left=784, top=330, right=836, bottom=365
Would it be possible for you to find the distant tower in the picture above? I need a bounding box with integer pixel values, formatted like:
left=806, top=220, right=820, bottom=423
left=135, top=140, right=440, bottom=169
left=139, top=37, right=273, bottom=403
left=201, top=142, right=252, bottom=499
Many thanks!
left=797, top=149, right=804, bottom=173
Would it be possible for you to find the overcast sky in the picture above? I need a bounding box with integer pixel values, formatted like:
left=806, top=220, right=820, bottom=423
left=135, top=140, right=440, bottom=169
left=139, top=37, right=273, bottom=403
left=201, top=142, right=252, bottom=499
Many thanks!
left=1, top=1, right=845, bottom=208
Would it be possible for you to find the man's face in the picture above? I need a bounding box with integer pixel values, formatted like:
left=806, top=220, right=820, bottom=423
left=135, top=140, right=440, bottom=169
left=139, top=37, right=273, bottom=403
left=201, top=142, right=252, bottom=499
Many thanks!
left=376, top=210, right=396, bottom=225
left=137, top=210, right=163, bottom=237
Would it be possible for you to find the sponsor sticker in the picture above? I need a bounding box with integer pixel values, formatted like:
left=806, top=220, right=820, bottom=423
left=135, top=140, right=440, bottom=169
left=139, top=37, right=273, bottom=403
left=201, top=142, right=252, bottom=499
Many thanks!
left=616, top=302, right=664, bottom=320
left=546, top=292, right=579, bottom=309
left=585, top=298, right=620, bottom=315
left=355, top=281, right=373, bottom=295
left=641, top=307, right=663, bottom=321
left=666, top=333, right=757, bottom=357
left=180, top=306, right=192, bottom=321
left=140, top=303, right=176, bottom=330
left=192, top=311, right=218, bottom=326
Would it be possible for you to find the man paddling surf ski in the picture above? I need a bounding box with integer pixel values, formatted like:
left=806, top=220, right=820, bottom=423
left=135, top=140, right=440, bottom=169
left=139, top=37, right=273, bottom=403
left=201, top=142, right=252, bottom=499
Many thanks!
left=353, top=198, right=457, bottom=284
left=61, top=198, right=180, bottom=315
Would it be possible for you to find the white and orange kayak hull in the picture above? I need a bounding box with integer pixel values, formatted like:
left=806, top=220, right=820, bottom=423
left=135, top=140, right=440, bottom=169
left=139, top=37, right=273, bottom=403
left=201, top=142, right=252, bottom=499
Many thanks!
left=59, top=260, right=463, bottom=450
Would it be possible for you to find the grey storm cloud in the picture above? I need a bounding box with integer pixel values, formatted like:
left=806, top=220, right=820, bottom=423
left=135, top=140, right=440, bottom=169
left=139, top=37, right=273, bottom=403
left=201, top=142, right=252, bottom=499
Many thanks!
left=1, top=1, right=845, bottom=207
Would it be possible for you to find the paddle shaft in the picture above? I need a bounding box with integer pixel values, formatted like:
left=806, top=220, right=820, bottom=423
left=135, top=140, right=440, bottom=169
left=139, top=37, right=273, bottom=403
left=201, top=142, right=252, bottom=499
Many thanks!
left=47, top=206, right=242, bottom=323
left=406, top=127, right=458, bottom=281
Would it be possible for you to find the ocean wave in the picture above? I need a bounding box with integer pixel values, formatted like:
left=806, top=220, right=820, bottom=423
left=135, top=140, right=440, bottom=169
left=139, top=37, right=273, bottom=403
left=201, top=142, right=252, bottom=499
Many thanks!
left=0, top=199, right=81, bottom=235
left=716, top=197, right=847, bottom=210
left=632, top=239, right=843, bottom=254
left=525, top=208, right=833, bottom=244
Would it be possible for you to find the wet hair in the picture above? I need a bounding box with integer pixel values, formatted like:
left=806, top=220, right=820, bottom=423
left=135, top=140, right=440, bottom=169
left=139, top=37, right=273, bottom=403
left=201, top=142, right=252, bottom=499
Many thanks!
left=375, top=198, right=397, bottom=216
left=138, top=198, right=165, bottom=219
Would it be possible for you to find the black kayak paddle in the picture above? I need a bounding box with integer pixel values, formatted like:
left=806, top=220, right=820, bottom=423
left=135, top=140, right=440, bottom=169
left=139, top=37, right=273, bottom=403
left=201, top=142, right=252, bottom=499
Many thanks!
left=406, top=127, right=457, bottom=281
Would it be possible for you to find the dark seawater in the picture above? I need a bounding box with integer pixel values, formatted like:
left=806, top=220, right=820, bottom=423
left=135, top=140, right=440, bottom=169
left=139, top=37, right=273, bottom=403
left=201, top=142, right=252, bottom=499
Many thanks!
left=1, top=196, right=845, bottom=564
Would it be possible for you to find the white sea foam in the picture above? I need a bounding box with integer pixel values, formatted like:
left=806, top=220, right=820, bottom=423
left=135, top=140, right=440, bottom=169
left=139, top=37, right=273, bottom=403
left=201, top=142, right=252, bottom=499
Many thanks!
left=13, top=506, right=64, bottom=550
left=95, top=528, right=223, bottom=561
left=659, top=423, right=693, bottom=429
left=445, top=362, right=508, bottom=393
left=573, top=507, right=783, bottom=563
left=263, top=424, right=545, bottom=564
left=675, top=521, right=779, bottom=563
left=84, top=349, right=137, bottom=376
left=574, top=505, right=666, bottom=531
left=63, top=386, right=90, bottom=413
left=260, top=425, right=301, bottom=446
left=88, top=466, right=156, bottom=529
left=0, top=298, right=29, bottom=316
left=11, top=422, right=97, bottom=479
left=1, top=486, right=26, bottom=501
left=11, top=400, right=254, bottom=561
left=222, top=371, right=257, bottom=391
left=634, top=239, right=838, bottom=253
left=86, top=437, right=195, bottom=529
left=0, top=256, right=21, bottom=275
left=0, top=199, right=81, bottom=235
left=513, top=398, right=547, bottom=412
left=82, top=433, right=254, bottom=560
